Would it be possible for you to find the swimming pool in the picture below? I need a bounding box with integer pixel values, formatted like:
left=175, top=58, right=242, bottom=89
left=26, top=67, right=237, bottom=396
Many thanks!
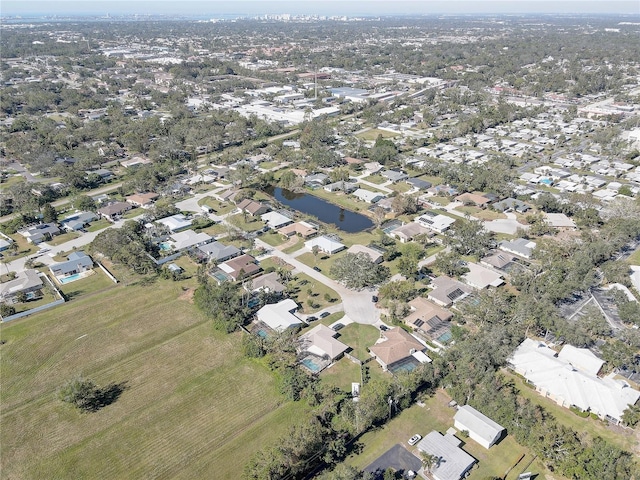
left=159, top=242, right=172, bottom=251
left=59, top=273, right=81, bottom=284
left=301, top=357, right=323, bottom=373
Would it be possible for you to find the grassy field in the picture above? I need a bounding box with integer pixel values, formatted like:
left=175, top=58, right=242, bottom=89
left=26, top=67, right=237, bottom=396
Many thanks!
left=47, top=231, right=81, bottom=246
left=628, top=246, right=640, bottom=265
left=345, top=389, right=557, bottom=480
left=455, top=205, right=507, bottom=221
left=289, top=272, right=340, bottom=313
left=0, top=278, right=302, bottom=479
left=356, top=129, right=398, bottom=141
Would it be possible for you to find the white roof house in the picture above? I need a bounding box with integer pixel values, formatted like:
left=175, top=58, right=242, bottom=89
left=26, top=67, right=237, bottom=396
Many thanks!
left=544, top=212, right=577, bottom=229
left=352, top=188, right=384, bottom=204
left=509, top=338, right=640, bottom=424
left=305, top=235, right=346, bottom=255
left=261, top=211, right=293, bottom=229
left=453, top=405, right=505, bottom=449
left=557, top=344, right=605, bottom=375
left=416, top=431, right=476, bottom=480
left=462, top=263, right=504, bottom=289
left=169, top=230, right=212, bottom=250
left=156, top=214, right=192, bottom=232
left=415, top=212, right=456, bottom=233
left=299, top=324, right=349, bottom=361
left=630, top=265, right=640, bottom=294
left=256, top=299, right=303, bottom=332
left=346, top=244, right=383, bottom=264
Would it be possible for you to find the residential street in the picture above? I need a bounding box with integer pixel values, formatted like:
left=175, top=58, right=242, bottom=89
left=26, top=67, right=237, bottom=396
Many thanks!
left=254, top=238, right=382, bottom=326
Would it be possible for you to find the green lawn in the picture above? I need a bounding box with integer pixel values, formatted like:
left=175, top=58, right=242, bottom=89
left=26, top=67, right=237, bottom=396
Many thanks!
left=11, top=288, right=59, bottom=314
left=388, top=182, right=412, bottom=194
left=197, top=197, right=236, bottom=216
left=122, top=207, right=144, bottom=219
left=362, top=174, right=387, bottom=185
left=227, top=213, right=265, bottom=232
left=86, top=219, right=112, bottom=232
left=456, top=205, right=507, bottom=221
left=2, top=234, right=37, bottom=260
left=259, top=231, right=286, bottom=247
left=345, top=388, right=557, bottom=480
left=356, top=129, right=399, bottom=141
left=258, top=161, right=278, bottom=170
left=628, top=246, right=640, bottom=265
left=306, top=188, right=370, bottom=215
left=289, top=272, right=340, bottom=313
left=0, top=279, right=303, bottom=480
left=47, top=231, right=81, bottom=246
left=334, top=323, right=380, bottom=361
left=57, top=268, right=118, bottom=299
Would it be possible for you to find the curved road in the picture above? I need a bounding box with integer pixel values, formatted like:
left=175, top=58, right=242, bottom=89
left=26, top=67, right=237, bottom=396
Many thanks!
left=253, top=238, right=381, bottom=326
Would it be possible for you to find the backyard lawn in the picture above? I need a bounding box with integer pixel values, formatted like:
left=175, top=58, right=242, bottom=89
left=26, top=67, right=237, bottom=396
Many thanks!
left=333, top=323, right=380, bottom=361
left=346, top=389, right=557, bottom=480
left=0, top=278, right=303, bottom=480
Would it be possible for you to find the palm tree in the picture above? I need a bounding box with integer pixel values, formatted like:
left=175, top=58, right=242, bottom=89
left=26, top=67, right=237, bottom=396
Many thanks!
left=421, top=452, right=440, bottom=473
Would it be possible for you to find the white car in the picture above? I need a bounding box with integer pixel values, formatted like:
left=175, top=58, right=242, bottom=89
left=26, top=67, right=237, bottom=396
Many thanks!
left=408, top=434, right=422, bottom=446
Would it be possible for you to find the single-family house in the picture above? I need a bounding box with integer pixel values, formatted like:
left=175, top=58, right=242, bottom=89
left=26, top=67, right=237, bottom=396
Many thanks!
left=218, top=254, right=261, bottom=281
left=97, top=201, right=132, bottom=221
left=390, top=222, right=432, bottom=243
left=299, top=323, right=349, bottom=362
left=428, top=276, right=472, bottom=307
left=324, top=181, right=358, bottom=193
left=305, top=236, right=346, bottom=255
left=60, top=212, right=97, bottom=231
left=0, top=269, right=44, bottom=302
left=261, top=211, right=293, bottom=229
left=304, top=173, right=329, bottom=187
left=49, top=251, right=93, bottom=282
left=481, top=252, right=516, bottom=270
left=499, top=238, right=536, bottom=259
left=492, top=198, right=530, bottom=213
left=0, top=237, right=12, bottom=252
left=429, top=184, right=459, bottom=197
left=156, top=214, right=192, bottom=232
left=455, top=192, right=490, bottom=208
left=256, top=299, right=303, bottom=331
left=19, top=223, right=60, bottom=244
left=169, top=230, right=212, bottom=251
left=415, top=211, right=456, bottom=233
left=462, top=262, right=505, bottom=289
left=404, top=297, right=454, bottom=344
left=405, top=177, right=432, bottom=190
left=381, top=170, right=408, bottom=183
left=509, top=338, right=640, bottom=424
left=352, top=188, right=384, bottom=204
left=278, top=221, right=318, bottom=238
left=416, top=431, right=476, bottom=480
left=126, top=192, right=160, bottom=208
left=454, top=405, right=505, bottom=449
left=237, top=199, right=269, bottom=217
left=197, top=241, right=241, bottom=263
left=346, top=244, right=383, bottom=264
left=249, top=272, right=286, bottom=294
left=369, top=327, right=430, bottom=373
left=544, top=212, right=577, bottom=229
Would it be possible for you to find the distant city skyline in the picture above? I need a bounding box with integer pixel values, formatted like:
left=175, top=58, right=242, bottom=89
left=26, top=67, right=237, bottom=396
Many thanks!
left=3, top=0, right=640, bottom=17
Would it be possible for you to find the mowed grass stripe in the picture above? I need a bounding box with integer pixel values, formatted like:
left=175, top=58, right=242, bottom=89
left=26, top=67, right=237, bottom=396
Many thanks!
left=1, top=281, right=205, bottom=413
left=2, top=278, right=300, bottom=479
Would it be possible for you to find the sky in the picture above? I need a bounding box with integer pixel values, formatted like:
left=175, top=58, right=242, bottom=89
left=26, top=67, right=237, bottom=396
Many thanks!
left=3, top=0, right=640, bottom=17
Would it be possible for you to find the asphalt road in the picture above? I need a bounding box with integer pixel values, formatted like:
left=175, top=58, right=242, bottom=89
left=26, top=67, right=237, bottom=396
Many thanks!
left=253, top=238, right=382, bottom=326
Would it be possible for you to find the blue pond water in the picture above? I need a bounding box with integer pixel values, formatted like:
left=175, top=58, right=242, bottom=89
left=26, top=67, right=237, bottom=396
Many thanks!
left=264, top=186, right=374, bottom=233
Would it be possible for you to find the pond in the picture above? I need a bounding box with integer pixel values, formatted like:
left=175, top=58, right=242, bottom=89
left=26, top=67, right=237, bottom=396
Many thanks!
left=264, top=186, right=374, bottom=233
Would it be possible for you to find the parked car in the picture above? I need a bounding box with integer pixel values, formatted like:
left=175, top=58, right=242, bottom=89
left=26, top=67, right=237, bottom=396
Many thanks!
left=307, top=316, right=317, bottom=322
left=371, top=295, right=378, bottom=302
left=379, top=325, right=388, bottom=331
left=319, top=311, right=330, bottom=319
left=408, top=434, right=422, bottom=446
left=331, top=323, right=344, bottom=331
left=313, top=266, right=321, bottom=272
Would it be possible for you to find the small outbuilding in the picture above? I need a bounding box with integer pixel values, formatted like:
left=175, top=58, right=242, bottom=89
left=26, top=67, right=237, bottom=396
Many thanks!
left=453, top=405, right=505, bottom=449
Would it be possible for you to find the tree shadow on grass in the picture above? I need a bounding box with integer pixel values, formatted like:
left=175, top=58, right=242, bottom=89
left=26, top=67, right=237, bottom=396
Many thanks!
left=87, top=381, right=128, bottom=412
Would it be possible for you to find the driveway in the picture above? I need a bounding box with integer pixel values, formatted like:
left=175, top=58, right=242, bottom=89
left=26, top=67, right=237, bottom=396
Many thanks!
left=364, top=444, right=422, bottom=478
left=254, top=238, right=380, bottom=325
left=443, top=202, right=527, bottom=235
left=174, top=184, right=231, bottom=213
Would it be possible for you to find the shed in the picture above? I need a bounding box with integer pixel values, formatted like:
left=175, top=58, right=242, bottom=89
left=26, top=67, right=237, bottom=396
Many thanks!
left=453, top=405, right=505, bottom=449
